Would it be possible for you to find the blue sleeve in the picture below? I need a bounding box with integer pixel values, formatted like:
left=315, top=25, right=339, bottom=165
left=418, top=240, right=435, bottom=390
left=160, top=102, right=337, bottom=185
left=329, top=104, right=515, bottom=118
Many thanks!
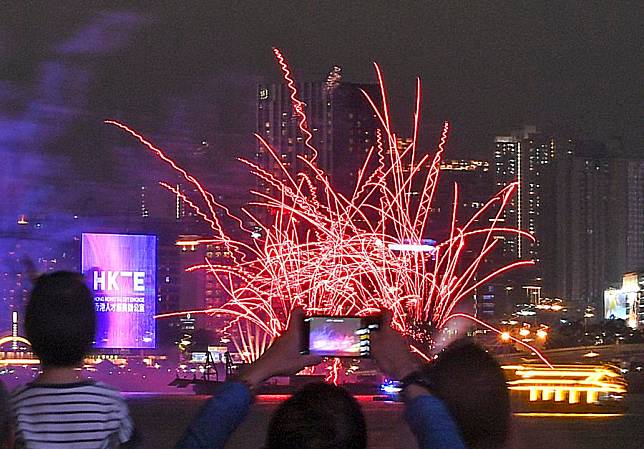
left=404, top=394, right=466, bottom=449
left=174, top=381, right=253, bottom=449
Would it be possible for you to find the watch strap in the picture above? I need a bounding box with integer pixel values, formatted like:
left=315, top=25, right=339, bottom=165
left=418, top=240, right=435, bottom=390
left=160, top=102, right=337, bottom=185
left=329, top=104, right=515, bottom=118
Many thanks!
left=399, top=370, right=436, bottom=394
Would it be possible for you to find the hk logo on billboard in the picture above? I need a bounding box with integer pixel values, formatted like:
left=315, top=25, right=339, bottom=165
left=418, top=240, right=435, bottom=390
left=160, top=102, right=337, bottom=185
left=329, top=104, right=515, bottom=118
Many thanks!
left=93, top=271, right=145, bottom=292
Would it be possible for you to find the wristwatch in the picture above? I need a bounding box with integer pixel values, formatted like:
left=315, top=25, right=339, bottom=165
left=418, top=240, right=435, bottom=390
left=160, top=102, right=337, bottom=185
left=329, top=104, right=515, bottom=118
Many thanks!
left=399, top=370, right=436, bottom=395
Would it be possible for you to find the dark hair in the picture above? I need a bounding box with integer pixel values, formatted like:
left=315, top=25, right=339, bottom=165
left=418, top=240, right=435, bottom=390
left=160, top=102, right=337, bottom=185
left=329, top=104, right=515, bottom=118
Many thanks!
left=266, top=382, right=367, bottom=449
left=425, top=339, right=511, bottom=449
left=25, top=271, right=96, bottom=367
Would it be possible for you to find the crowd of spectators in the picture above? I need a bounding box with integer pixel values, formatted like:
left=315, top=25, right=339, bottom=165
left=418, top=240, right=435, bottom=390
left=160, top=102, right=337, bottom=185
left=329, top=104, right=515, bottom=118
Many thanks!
left=0, top=271, right=511, bottom=449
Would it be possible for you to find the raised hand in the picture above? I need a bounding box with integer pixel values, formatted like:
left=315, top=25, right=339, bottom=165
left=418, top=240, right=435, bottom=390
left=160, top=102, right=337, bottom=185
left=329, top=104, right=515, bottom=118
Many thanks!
left=239, top=308, right=322, bottom=388
left=370, top=311, right=422, bottom=380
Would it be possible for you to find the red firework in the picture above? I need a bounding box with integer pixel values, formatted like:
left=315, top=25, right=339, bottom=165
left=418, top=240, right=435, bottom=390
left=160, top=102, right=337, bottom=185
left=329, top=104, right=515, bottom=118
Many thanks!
left=106, top=48, right=550, bottom=369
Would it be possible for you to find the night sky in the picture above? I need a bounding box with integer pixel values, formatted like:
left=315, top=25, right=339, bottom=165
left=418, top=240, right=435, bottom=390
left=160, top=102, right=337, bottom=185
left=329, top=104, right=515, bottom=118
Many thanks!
left=1, top=1, right=642, bottom=227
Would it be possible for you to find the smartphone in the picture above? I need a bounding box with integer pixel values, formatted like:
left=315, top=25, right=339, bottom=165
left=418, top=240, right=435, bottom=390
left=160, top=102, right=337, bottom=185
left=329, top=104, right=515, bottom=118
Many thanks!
left=301, top=315, right=380, bottom=358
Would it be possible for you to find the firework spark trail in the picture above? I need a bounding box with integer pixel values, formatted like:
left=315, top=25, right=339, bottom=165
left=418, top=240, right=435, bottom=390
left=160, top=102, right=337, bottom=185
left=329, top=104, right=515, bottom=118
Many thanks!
left=443, top=313, right=553, bottom=368
left=109, top=48, right=547, bottom=366
left=104, top=120, right=247, bottom=264
left=158, top=182, right=219, bottom=233
left=326, top=358, right=342, bottom=385
left=272, top=47, right=319, bottom=166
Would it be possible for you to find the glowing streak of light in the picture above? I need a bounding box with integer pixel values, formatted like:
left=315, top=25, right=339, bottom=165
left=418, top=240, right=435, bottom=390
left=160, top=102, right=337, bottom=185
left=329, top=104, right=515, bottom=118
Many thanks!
left=272, top=47, right=318, bottom=164
left=409, top=345, right=433, bottom=362
left=325, top=358, right=342, bottom=385
left=159, top=182, right=219, bottom=233
left=388, top=243, right=436, bottom=253
left=104, top=120, right=247, bottom=263
left=513, top=413, right=624, bottom=418
left=443, top=313, right=553, bottom=368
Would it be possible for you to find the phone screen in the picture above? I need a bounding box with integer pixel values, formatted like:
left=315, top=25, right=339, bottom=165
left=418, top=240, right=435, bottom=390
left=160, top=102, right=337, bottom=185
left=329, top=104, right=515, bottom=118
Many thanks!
left=303, top=316, right=379, bottom=357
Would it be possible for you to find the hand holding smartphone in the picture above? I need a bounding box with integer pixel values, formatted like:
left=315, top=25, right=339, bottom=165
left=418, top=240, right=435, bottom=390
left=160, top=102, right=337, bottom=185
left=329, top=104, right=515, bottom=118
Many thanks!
left=300, top=315, right=381, bottom=358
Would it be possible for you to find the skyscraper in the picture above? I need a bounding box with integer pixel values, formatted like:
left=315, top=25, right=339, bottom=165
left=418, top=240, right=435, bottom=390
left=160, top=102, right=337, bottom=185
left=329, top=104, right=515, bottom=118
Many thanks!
left=621, top=160, right=644, bottom=273
left=541, top=141, right=644, bottom=313
left=256, top=69, right=379, bottom=197
left=601, top=157, right=644, bottom=295
left=493, top=126, right=555, bottom=262
left=430, top=159, right=494, bottom=240
left=169, top=235, right=234, bottom=343
left=543, top=141, right=609, bottom=310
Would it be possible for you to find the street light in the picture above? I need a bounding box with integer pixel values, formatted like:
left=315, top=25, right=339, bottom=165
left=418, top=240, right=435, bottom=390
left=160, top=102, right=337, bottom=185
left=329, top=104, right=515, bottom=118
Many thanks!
left=501, top=332, right=511, bottom=342
left=536, top=329, right=548, bottom=340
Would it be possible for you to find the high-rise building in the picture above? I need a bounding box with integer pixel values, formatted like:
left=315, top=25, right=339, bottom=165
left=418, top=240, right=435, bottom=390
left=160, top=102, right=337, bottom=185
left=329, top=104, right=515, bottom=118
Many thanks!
left=494, top=133, right=522, bottom=258
left=543, top=141, right=609, bottom=311
left=493, top=126, right=555, bottom=261
left=256, top=70, right=379, bottom=197
left=423, top=159, right=501, bottom=317
left=541, top=141, right=644, bottom=313
left=429, top=159, right=494, bottom=240
left=613, top=160, right=644, bottom=274
left=170, top=235, right=237, bottom=343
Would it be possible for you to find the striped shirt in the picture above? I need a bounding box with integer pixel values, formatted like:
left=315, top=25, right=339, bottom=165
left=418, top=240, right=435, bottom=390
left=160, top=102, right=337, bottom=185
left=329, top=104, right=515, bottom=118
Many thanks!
left=1, top=380, right=9, bottom=444
left=11, top=380, right=134, bottom=449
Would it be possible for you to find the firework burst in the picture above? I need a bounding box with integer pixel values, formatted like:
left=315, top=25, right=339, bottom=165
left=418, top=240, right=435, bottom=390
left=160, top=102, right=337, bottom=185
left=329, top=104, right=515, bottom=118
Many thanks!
left=106, top=48, right=550, bottom=368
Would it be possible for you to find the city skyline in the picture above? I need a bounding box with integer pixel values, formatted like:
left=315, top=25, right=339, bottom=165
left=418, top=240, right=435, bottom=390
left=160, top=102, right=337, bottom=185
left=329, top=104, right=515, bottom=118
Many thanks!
left=2, top=3, right=642, bottom=238
left=1, top=3, right=643, bottom=337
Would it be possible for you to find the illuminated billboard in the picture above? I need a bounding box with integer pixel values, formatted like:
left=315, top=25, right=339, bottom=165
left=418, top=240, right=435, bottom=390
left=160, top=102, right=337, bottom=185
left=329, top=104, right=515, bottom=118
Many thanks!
left=82, top=233, right=157, bottom=349
left=604, top=272, right=643, bottom=329
left=604, top=289, right=629, bottom=320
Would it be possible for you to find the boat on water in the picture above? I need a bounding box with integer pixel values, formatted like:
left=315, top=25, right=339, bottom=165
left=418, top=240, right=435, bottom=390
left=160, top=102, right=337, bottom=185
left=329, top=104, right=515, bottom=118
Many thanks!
left=502, top=363, right=628, bottom=413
